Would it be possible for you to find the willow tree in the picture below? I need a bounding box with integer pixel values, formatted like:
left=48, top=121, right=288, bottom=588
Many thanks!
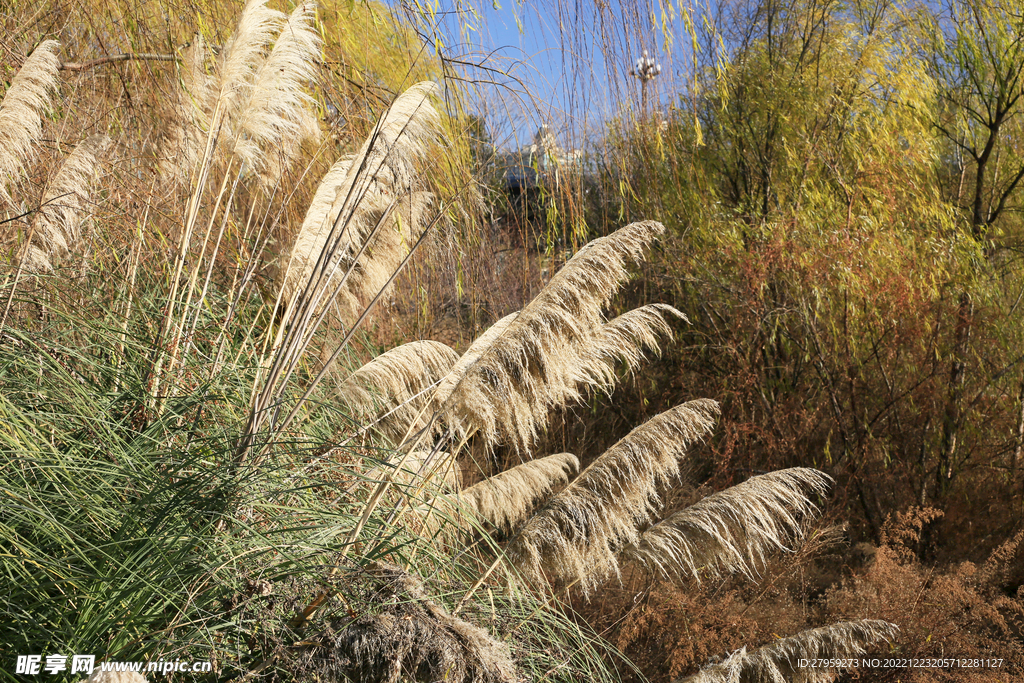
left=922, top=0, right=1024, bottom=490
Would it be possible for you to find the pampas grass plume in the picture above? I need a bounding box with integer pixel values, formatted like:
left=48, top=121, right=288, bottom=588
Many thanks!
left=433, top=311, right=519, bottom=405
left=23, top=135, right=110, bottom=272
left=675, top=619, right=898, bottom=683
left=442, top=221, right=666, bottom=453
left=626, top=468, right=832, bottom=583
left=338, top=340, right=460, bottom=444
left=215, top=0, right=284, bottom=119
left=460, top=452, right=579, bottom=532
left=280, top=82, right=441, bottom=319
left=0, top=40, right=61, bottom=207
left=509, top=399, right=719, bottom=593
left=578, top=303, right=686, bottom=391
left=231, top=1, right=321, bottom=184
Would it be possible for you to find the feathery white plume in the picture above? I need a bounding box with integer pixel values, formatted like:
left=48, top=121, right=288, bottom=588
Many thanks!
left=214, top=0, right=285, bottom=125
left=159, top=35, right=217, bottom=184
left=509, top=399, right=719, bottom=593
left=675, top=620, right=898, bottom=683
left=230, top=1, right=321, bottom=184
left=338, top=340, right=460, bottom=444
left=0, top=40, right=61, bottom=207
left=298, top=155, right=355, bottom=241
left=440, top=221, right=666, bottom=453
left=344, top=189, right=434, bottom=318
left=23, top=135, right=110, bottom=272
left=577, top=303, right=686, bottom=391
left=274, top=154, right=354, bottom=305
left=626, top=468, right=832, bottom=582
left=433, top=312, right=519, bottom=406
left=460, top=452, right=579, bottom=532
left=279, top=82, right=442, bottom=321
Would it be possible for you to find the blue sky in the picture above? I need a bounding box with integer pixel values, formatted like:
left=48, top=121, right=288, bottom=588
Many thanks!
left=422, top=1, right=690, bottom=150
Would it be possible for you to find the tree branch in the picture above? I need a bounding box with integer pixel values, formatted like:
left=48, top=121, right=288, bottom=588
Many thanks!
left=58, top=53, right=177, bottom=72
left=988, top=161, right=1024, bottom=225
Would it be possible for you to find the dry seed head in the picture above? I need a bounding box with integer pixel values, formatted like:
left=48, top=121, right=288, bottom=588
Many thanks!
left=230, top=1, right=321, bottom=185
left=343, top=189, right=434, bottom=320
left=0, top=40, right=61, bottom=208
left=337, top=340, right=460, bottom=444
left=674, top=619, right=898, bottom=683
left=398, top=449, right=461, bottom=491
left=276, top=154, right=354, bottom=302
left=159, top=36, right=217, bottom=184
left=460, top=452, right=579, bottom=532
left=297, top=155, right=355, bottom=240
left=578, top=303, right=686, bottom=391
left=433, top=312, right=519, bottom=407
left=626, top=468, right=832, bottom=583
left=23, top=135, right=111, bottom=273
left=280, top=82, right=441, bottom=321
left=364, top=450, right=460, bottom=502
left=508, top=399, right=719, bottom=594
left=315, top=563, right=517, bottom=683
left=339, top=81, right=443, bottom=223
left=215, top=0, right=285, bottom=121
left=442, top=221, right=666, bottom=453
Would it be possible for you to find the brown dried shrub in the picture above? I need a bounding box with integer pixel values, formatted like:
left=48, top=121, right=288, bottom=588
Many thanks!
left=298, top=563, right=517, bottom=683
left=824, top=507, right=1024, bottom=682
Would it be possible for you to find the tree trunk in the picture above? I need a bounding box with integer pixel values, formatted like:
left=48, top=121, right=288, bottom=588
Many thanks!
left=1014, top=372, right=1024, bottom=477
left=938, top=291, right=972, bottom=495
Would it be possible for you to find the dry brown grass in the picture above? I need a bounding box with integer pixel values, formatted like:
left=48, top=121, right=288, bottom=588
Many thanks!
left=304, top=563, right=517, bottom=683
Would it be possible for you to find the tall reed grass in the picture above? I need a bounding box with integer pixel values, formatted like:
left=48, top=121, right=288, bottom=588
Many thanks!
left=0, top=2, right=898, bottom=681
